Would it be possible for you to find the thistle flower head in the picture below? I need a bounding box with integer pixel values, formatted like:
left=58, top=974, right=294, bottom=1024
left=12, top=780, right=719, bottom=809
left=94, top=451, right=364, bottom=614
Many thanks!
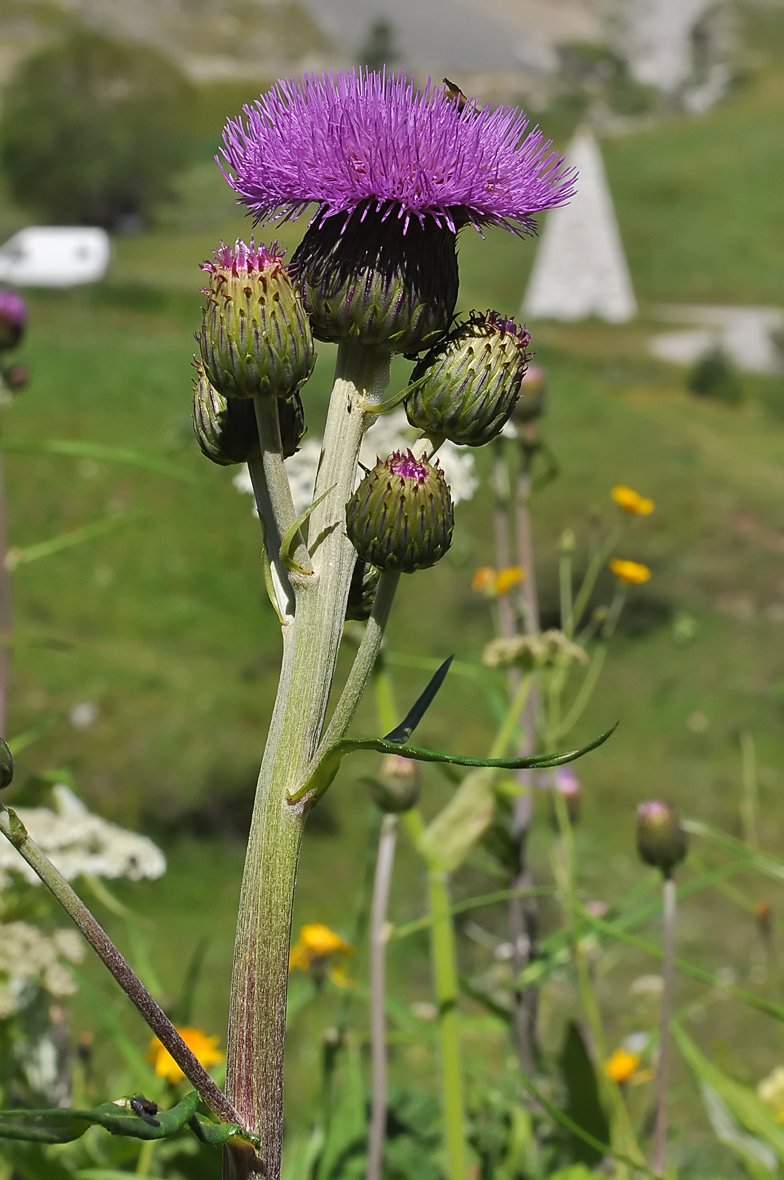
left=200, top=238, right=285, bottom=281
left=220, top=71, right=575, bottom=236
left=636, top=799, right=688, bottom=877
left=0, top=287, right=27, bottom=351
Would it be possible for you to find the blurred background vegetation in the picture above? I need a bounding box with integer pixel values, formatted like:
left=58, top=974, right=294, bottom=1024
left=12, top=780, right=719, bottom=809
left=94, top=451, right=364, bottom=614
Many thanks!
left=0, top=1, right=783, bottom=1176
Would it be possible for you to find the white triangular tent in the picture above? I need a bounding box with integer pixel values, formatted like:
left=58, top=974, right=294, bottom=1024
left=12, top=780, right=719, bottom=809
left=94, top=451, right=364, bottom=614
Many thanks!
left=523, top=131, right=637, bottom=323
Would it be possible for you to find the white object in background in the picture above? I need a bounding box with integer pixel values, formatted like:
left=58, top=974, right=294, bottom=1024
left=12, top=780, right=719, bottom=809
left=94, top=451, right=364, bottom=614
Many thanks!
left=523, top=132, right=637, bottom=324
left=650, top=305, right=784, bottom=373
left=0, top=227, right=110, bottom=287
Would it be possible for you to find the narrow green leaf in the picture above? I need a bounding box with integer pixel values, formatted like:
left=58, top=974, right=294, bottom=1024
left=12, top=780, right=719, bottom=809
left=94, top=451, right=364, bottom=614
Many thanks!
left=390, top=885, right=557, bottom=941
left=188, top=1113, right=244, bottom=1145
left=0, top=1092, right=199, bottom=1145
left=7, top=513, right=142, bottom=570
left=675, top=1023, right=784, bottom=1162
left=684, top=819, right=784, bottom=886
left=699, top=1083, right=779, bottom=1180
left=279, top=484, right=334, bottom=574
left=289, top=725, right=617, bottom=806
left=384, top=655, right=454, bottom=744
left=0, top=439, right=199, bottom=484
left=559, top=1021, right=610, bottom=1167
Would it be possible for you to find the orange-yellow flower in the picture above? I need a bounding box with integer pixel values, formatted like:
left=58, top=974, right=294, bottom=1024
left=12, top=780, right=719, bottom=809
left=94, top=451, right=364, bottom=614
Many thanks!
left=605, top=1048, right=641, bottom=1083
left=147, top=1027, right=223, bottom=1084
left=495, top=566, right=526, bottom=595
left=288, top=923, right=352, bottom=971
left=611, top=485, right=655, bottom=515
left=472, top=566, right=496, bottom=593
left=609, top=558, right=651, bottom=585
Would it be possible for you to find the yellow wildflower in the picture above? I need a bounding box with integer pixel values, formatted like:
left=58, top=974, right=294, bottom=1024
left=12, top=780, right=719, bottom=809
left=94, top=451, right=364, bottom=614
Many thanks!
left=611, top=485, right=655, bottom=515
left=148, top=1027, right=223, bottom=1085
left=471, top=566, right=497, bottom=593
left=329, top=964, right=357, bottom=989
left=605, top=1048, right=641, bottom=1084
left=495, top=566, right=526, bottom=595
left=609, top=558, right=652, bottom=585
left=289, top=923, right=352, bottom=972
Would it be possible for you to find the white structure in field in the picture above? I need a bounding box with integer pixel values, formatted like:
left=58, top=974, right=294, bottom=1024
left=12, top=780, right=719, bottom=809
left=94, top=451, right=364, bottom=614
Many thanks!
left=623, top=0, right=733, bottom=113
left=523, top=131, right=636, bottom=324
left=0, top=227, right=110, bottom=287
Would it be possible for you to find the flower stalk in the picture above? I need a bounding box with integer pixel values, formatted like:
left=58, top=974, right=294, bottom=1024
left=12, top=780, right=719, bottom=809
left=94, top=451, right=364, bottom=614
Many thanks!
left=0, top=803, right=240, bottom=1128
left=366, top=812, right=398, bottom=1180
left=652, top=875, right=676, bottom=1176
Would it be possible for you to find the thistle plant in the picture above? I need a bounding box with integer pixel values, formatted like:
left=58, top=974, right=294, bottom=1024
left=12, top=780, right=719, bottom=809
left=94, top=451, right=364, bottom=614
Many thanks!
left=0, top=71, right=598, bottom=1179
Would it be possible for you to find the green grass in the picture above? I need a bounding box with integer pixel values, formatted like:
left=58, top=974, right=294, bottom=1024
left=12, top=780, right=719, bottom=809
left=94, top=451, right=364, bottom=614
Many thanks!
left=2, top=40, right=784, bottom=1169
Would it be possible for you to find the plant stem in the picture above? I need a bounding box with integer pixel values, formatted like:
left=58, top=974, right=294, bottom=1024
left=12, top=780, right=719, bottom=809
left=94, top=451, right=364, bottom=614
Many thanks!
left=739, top=731, right=759, bottom=849
left=567, top=523, right=622, bottom=638
left=428, top=868, right=468, bottom=1180
left=366, top=813, right=398, bottom=1180
left=653, top=876, right=676, bottom=1176
left=247, top=455, right=295, bottom=625
left=225, top=343, right=391, bottom=1180
left=253, top=396, right=312, bottom=577
left=0, top=804, right=240, bottom=1127
left=0, top=453, right=11, bottom=735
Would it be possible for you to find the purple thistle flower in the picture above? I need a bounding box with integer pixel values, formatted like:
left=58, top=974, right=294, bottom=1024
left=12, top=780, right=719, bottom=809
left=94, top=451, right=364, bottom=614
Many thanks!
left=200, top=238, right=285, bottom=279
left=220, top=71, right=576, bottom=237
left=0, top=287, right=26, bottom=352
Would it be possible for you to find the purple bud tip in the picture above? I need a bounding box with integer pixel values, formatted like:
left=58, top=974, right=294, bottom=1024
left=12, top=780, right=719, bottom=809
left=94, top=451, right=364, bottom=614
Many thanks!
left=201, top=238, right=286, bottom=277
left=554, top=766, right=580, bottom=797
left=636, top=800, right=670, bottom=821
left=388, top=450, right=431, bottom=483
left=468, top=309, right=531, bottom=348
left=0, top=288, right=27, bottom=328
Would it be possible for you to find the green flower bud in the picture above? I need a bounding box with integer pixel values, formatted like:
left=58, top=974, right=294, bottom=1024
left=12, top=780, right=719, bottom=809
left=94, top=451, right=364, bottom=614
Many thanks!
left=0, top=736, right=14, bottom=789
left=369, top=755, right=421, bottom=813
left=193, top=362, right=306, bottom=466
left=291, top=203, right=458, bottom=354
left=511, top=364, right=546, bottom=426
left=636, top=800, right=688, bottom=878
left=345, top=559, right=380, bottom=622
left=346, top=450, right=454, bottom=573
left=199, top=239, right=315, bottom=400
left=405, top=311, right=531, bottom=447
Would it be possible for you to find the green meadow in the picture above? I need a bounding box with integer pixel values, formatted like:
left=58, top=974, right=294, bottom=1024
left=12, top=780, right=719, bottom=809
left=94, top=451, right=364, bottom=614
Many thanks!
left=2, top=12, right=784, bottom=1169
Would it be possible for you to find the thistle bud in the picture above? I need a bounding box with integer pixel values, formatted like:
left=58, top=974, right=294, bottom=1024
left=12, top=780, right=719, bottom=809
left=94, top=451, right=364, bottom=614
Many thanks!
left=199, top=239, right=315, bottom=400
left=291, top=203, right=458, bottom=354
left=0, top=288, right=26, bottom=352
left=345, top=559, right=380, bottom=622
left=636, top=800, right=688, bottom=878
left=193, top=362, right=259, bottom=466
left=549, top=766, right=581, bottom=828
left=346, top=450, right=453, bottom=573
left=369, top=755, right=421, bottom=813
left=2, top=364, right=29, bottom=392
left=193, top=362, right=305, bottom=466
left=511, top=364, right=546, bottom=425
left=0, top=736, right=14, bottom=789
left=405, top=311, right=531, bottom=447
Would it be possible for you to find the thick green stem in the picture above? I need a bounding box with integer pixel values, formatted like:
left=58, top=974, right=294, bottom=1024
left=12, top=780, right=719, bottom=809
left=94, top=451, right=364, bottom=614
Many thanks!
left=225, top=343, right=391, bottom=1180
left=366, top=813, right=398, bottom=1180
left=428, top=869, right=468, bottom=1180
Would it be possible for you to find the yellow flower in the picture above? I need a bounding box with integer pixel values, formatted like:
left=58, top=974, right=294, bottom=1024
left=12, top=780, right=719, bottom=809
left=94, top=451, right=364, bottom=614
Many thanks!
left=605, top=1048, right=641, bottom=1084
left=148, top=1027, right=223, bottom=1085
left=288, top=923, right=352, bottom=971
left=611, top=485, right=655, bottom=515
left=472, top=566, right=497, bottom=593
left=609, top=558, right=652, bottom=585
left=495, top=566, right=526, bottom=595
left=329, top=964, right=357, bottom=989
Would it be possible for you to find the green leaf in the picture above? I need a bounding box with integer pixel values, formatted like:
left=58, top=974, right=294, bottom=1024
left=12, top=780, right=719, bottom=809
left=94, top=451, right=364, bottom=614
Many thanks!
left=0, top=438, right=200, bottom=484
left=0, top=1142, right=74, bottom=1180
left=418, top=767, right=495, bottom=872
left=289, top=725, right=616, bottom=806
left=558, top=1021, right=610, bottom=1168
left=684, top=819, right=784, bottom=886
left=675, top=1022, right=784, bottom=1163
left=699, top=1083, right=779, bottom=1180
left=188, top=1113, right=244, bottom=1146
left=383, top=655, right=453, bottom=744
left=0, top=1092, right=200, bottom=1145
left=7, top=512, right=142, bottom=569
left=279, top=484, right=334, bottom=574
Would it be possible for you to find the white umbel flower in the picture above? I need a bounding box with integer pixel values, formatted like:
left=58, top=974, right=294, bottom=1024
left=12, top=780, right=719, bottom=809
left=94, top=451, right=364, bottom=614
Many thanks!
left=234, top=409, right=478, bottom=518
left=0, top=785, right=166, bottom=887
left=0, top=921, right=84, bottom=1018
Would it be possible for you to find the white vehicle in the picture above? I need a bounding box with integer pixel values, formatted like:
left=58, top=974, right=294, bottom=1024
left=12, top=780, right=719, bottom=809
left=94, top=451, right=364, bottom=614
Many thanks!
left=0, top=226, right=111, bottom=287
